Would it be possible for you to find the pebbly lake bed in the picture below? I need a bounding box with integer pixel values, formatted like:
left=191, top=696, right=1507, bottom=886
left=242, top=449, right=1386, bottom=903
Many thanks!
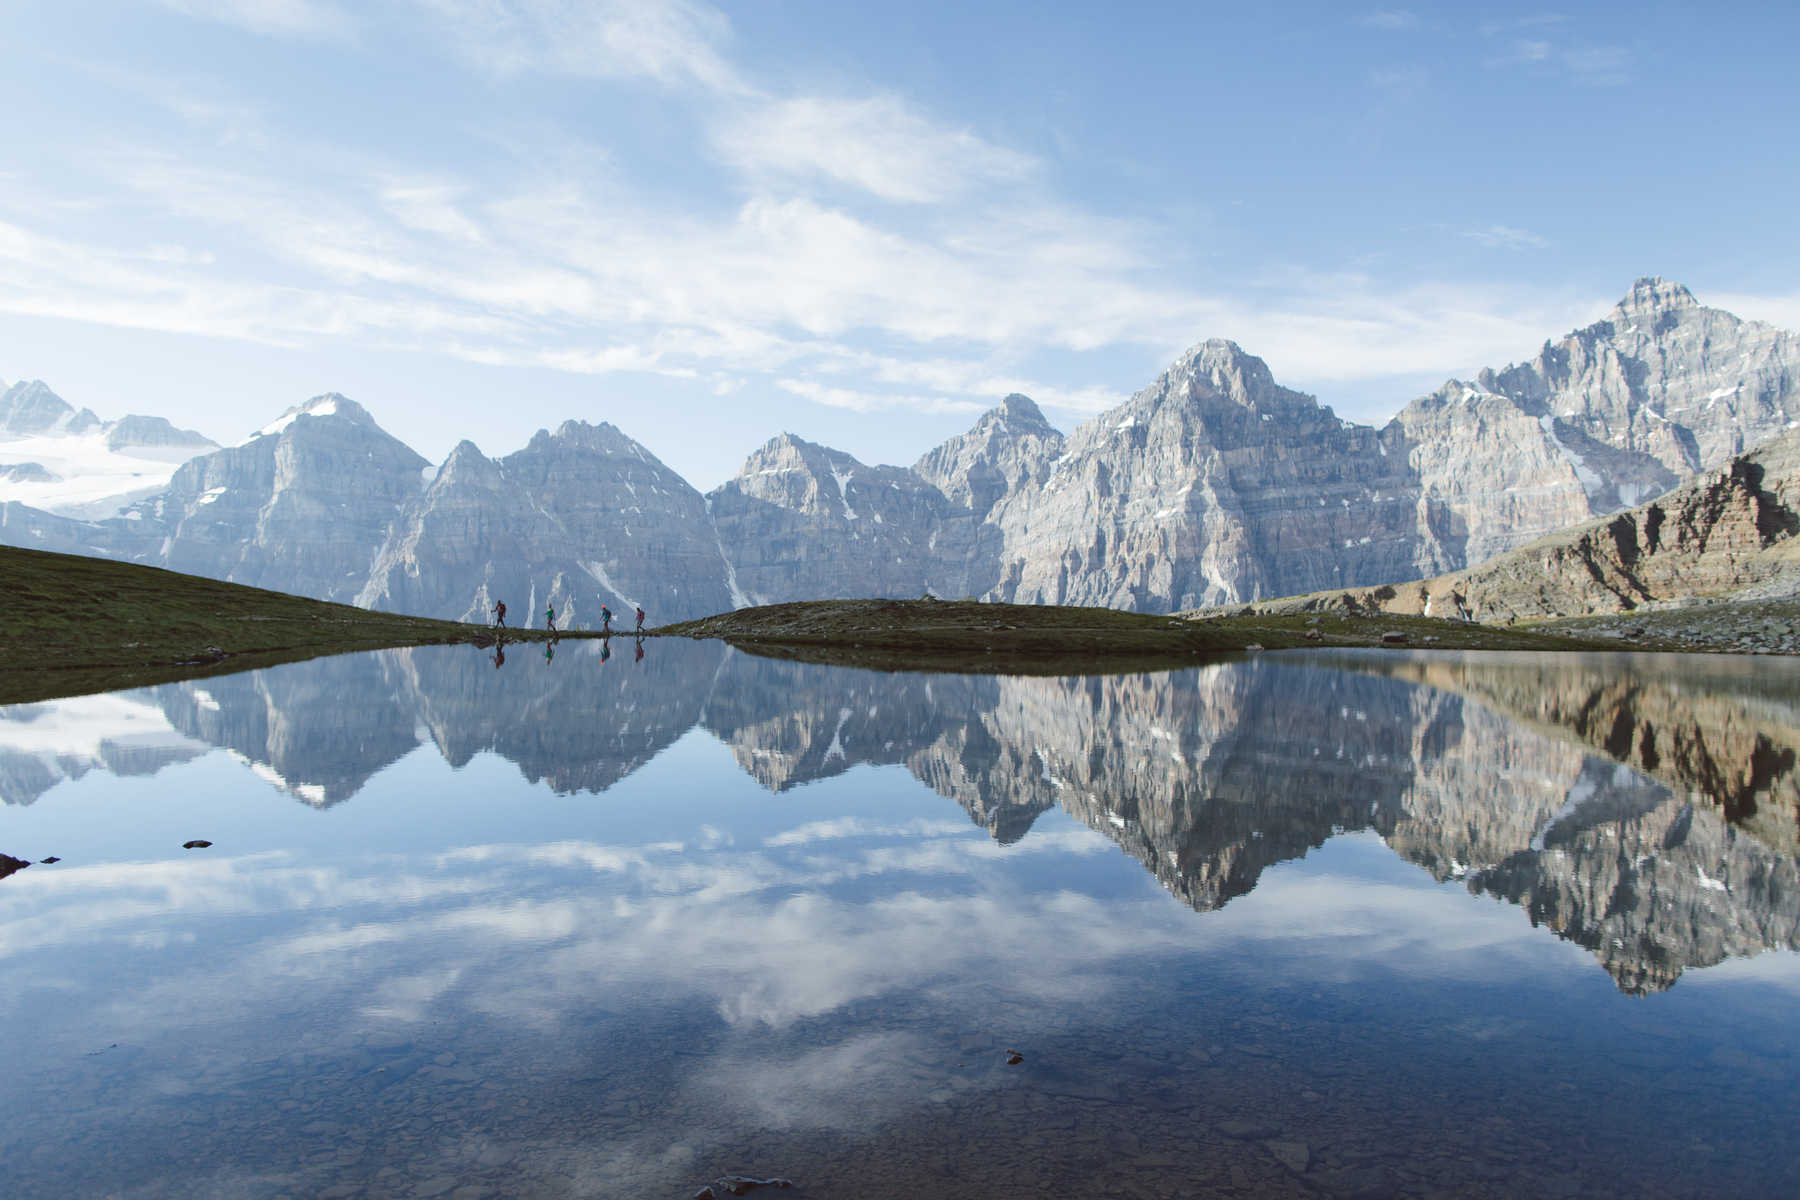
left=1, top=639, right=1798, bottom=1198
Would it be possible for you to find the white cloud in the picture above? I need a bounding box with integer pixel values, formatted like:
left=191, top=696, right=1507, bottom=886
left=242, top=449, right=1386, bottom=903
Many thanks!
left=1358, top=9, right=1420, bottom=31
left=713, top=95, right=1038, bottom=204
left=155, top=0, right=355, bottom=39
left=411, top=0, right=746, bottom=93
left=1463, top=224, right=1550, bottom=251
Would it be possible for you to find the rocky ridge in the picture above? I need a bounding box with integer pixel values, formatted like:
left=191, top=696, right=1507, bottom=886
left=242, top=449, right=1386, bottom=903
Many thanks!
left=3, top=279, right=1798, bottom=621
left=1231, top=425, right=1800, bottom=626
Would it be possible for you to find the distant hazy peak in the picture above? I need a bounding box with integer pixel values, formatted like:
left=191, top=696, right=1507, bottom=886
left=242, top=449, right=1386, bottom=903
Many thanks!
left=244, top=392, right=379, bottom=442
left=0, top=379, right=101, bottom=436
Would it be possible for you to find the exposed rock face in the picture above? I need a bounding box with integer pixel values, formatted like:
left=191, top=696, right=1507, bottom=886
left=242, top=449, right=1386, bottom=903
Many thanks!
left=1393, top=277, right=1800, bottom=563
left=984, top=341, right=1434, bottom=608
left=912, top=393, right=1064, bottom=521
left=1244, top=426, right=1800, bottom=622
left=361, top=422, right=732, bottom=627
left=708, top=433, right=979, bottom=605
left=149, top=395, right=427, bottom=602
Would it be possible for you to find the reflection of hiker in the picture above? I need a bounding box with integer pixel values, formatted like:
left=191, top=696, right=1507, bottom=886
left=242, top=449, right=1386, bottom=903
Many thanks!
left=601, top=605, right=612, bottom=634
left=635, top=605, right=645, bottom=632
left=493, top=600, right=507, bottom=628
left=544, top=639, right=555, bottom=664
left=491, top=641, right=506, bottom=669
left=634, top=637, right=644, bottom=664
left=600, top=640, right=612, bottom=665
left=545, top=603, right=556, bottom=632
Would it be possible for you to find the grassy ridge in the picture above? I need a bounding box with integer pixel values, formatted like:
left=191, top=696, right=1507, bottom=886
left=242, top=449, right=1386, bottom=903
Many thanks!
left=0, top=545, right=562, bottom=704
left=661, top=597, right=1612, bottom=674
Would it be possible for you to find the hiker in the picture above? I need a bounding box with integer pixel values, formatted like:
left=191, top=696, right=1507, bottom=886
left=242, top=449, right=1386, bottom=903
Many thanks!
left=493, top=600, right=507, bottom=628
left=601, top=604, right=612, bottom=633
left=635, top=605, right=645, bottom=632
left=545, top=603, right=556, bottom=632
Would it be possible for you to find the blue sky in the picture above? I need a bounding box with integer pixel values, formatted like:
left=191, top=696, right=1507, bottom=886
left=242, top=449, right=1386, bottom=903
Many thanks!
left=3, top=1, right=1797, bottom=488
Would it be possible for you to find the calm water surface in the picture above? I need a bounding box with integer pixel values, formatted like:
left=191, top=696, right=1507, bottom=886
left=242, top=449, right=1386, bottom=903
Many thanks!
left=2, top=642, right=1797, bottom=1198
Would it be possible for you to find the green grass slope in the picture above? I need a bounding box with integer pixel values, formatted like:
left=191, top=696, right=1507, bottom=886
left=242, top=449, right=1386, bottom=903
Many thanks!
left=0, top=545, right=550, bottom=704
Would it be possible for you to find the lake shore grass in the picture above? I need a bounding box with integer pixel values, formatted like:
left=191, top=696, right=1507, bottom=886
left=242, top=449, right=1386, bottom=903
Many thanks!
left=659, top=597, right=1620, bottom=674
left=0, top=545, right=589, bottom=705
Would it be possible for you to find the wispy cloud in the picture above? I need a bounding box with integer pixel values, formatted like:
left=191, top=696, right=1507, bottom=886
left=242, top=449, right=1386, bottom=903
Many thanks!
left=1481, top=16, right=1630, bottom=86
left=1462, top=224, right=1550, bottom=251
left=713, top=94, right=1038, bottom=205
left=155, top=0, right=356, bottom=39
left=411, top=0, right=747, bottom=92
left=1358, top=9, right=1420, bottom=31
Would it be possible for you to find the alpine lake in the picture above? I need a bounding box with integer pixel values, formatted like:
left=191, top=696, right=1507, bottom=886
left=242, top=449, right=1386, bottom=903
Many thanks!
left=2, top=638, right=1798, bottom=1199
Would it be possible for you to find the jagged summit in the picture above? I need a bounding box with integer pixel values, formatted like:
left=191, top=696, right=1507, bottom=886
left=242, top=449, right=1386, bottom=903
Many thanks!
left=1145, top=338, right=1282, bottom=408
left=1614, top=275, right=1698, bottom=316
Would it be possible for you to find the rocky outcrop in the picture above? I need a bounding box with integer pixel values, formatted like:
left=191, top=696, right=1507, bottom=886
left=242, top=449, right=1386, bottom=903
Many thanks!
left=1392, top=277, right=1800, bottom=563
left=1240, top=427, right=1800, bottom=622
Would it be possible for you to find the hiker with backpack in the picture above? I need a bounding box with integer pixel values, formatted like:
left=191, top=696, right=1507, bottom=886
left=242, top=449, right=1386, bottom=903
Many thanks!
left=635, top=605, right=645, bottom=632
left=493, top=600, right=506, bottom=628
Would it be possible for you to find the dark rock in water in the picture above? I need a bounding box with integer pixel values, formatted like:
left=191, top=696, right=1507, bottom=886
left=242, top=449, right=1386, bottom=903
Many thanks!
left=693, top=1189, right=716, bottom=1200
left=1006, top=1051, right=1024, bottom=1065
left=1217, top=1119, right=1282, bottom=1140
left=182, top=840, right=213, bottom=850
left=1, top=853, right=29, bottom=881
left=1381, top=630, right=1410, bottom=644
left=38, top=856, right=61, bottom=864
left=718, top=1178, right=794, bottom=1196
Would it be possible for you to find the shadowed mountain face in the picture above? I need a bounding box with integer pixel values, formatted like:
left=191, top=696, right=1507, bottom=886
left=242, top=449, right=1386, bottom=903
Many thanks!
left=4, top=645, right=1797, bottom=992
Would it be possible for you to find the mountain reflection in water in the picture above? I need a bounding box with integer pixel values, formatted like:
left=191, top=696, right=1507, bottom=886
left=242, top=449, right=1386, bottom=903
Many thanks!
left=4, top=642, right=1800, bottom=1198
left=5, top=644, right=1798, bottom=996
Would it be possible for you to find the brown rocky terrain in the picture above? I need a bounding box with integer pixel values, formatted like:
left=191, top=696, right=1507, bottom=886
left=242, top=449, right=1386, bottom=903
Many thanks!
left=1226, top=427, right=1800, bottom=635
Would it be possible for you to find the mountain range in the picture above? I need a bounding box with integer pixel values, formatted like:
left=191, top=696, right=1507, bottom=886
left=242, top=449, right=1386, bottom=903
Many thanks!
left=4, top=277, right=1797, bottom=623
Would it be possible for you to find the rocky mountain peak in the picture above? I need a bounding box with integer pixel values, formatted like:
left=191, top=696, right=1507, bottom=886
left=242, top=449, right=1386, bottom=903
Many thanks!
left=245, top=392, right=381, bottom=443
left=992, top=393, right=1055, bottom=432
left=1, top=380, right=101, bottom=436
left=1153, top=338, right=1280, bottom=409
left=1613, top=276, right=1698, bottom=318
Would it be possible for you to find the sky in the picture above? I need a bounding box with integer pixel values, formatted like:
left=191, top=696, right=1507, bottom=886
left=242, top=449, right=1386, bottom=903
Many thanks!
left=2, top=1, right=1798, bottom=489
